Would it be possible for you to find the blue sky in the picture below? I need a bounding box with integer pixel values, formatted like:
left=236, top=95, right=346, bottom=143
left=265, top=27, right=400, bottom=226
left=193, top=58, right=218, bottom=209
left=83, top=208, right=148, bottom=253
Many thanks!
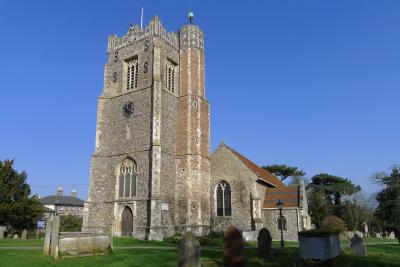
left=1, top=0, right=399, bottom=199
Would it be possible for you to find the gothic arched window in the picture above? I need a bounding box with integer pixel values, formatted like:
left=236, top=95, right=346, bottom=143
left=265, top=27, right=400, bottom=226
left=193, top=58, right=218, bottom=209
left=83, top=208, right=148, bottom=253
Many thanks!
left=277, top=216, right=287, bottom=231
left=215, top=181, right=232, bottom=217
left=118, top=158, right=137, bottom=198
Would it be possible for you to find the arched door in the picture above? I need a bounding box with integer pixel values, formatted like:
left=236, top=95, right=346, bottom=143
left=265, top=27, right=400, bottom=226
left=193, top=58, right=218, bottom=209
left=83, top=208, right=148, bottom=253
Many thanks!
left=121, top=206, right=133, bottom=237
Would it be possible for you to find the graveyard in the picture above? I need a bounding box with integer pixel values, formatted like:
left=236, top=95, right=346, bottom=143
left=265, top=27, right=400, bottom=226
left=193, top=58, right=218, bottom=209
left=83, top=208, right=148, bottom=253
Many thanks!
left=0, top=234, right=399, bottom=267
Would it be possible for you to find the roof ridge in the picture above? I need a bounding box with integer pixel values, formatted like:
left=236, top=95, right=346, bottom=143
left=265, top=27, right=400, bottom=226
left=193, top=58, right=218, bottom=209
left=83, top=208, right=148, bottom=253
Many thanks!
left=221, top=143, right=285, bottom=188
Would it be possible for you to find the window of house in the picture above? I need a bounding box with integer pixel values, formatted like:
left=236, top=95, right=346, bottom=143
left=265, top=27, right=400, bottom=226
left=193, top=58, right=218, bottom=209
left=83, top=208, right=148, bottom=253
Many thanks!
left=278, top=216, right=287, bottom=231
left=126, top=58, right=138, bottom=90
left=165, top=61, right=176, bottom=93
left=118, top=158, right=137, bottom=198
left=216, top=181, right=232, bottom=217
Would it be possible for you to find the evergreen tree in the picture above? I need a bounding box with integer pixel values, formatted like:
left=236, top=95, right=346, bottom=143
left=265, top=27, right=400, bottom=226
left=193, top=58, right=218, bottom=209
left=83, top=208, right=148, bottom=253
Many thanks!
left=0, top=159, right=43, bottom=232
left=374, top=167, right=400, bottom=244
left=262, top=164, right=305, bottom=182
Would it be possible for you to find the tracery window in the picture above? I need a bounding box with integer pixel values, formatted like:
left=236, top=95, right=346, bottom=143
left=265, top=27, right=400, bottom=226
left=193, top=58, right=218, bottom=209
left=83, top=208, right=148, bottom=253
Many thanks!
left=278, top=216, right=287, bottom=231
left=126, top=58, right=138, bottom=90
left=118, top=158, right=137, bottom=198
left=165, top=61, right=176, bottom=93
left=216, top=181, right=232, bottom=217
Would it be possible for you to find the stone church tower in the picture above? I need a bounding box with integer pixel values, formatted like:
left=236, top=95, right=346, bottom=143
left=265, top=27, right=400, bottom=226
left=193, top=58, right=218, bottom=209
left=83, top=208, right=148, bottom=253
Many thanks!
left=83, top=14, right=210, bottom=240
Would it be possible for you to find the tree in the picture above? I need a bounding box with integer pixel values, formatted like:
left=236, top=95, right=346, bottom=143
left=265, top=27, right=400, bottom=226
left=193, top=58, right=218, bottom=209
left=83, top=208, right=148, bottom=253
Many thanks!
left=308, top=190, right=332, bottom=228
left=308, top=173, right=361, bottom=206
left=320, top=215, right=348, bottom=233
left=0, top=159, right=43, bottom=232
left=374, top=166, right=400, bottom=245
left=60, top=215, right=82, bottom=232
left=339, top=192, right=375, bottom=231
left=262, top=164, right=305, bottom=182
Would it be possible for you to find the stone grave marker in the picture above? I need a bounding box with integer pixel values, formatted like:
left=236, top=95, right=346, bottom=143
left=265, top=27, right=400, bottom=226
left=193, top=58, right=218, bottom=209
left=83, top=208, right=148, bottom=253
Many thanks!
left=21, top=229, right=27, bottom=239
left=347, top=231, right=354, bottom=239
left=388, top=231, right=396, bottom=240
left=43, top=218, right=53, bottom=255
left=178, top=231, right=201, bottom=267
left=50, top=216, right=60, bottom=259
left=13, top=234, right=18, bottom=239
left=351, top=234, right=366, bottom=256
left=376, top=233, right=382, bottom=239
left=223, top=225, right=245, bottom=267
left=257, top=228, right=272, bottom=259
left=0, top=227, right=5, bottom=239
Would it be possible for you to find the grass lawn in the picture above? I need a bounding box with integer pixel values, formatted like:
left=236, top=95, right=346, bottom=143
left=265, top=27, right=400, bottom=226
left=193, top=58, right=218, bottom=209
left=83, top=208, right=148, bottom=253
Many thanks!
left=0, top=237, right=399, bottom=267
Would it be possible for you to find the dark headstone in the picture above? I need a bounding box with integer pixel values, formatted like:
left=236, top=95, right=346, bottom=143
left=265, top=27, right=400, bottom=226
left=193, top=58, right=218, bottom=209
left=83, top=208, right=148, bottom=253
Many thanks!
left=178, top=231, right=201, bottom=267
left=257, top=228, right=272, bottom=258
left=223, top=225, right=245, bottom=267
left=351, top=234, right=366, bottom=256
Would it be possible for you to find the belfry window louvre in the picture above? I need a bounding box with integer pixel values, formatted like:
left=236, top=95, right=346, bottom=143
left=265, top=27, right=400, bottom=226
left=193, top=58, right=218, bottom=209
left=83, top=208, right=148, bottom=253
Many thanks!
left=126, top=58, right=138, bottom=90
left=118, top=158, right=137, bottom=198
left=165, top=61, right=176, bottom=93
left=216, top=181, right=232, bottom=217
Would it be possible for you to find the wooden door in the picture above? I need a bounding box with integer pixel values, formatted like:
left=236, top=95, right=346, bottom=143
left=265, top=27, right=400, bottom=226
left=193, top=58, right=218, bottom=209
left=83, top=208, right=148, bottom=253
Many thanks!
left=121, top=207, right=133, bottom=237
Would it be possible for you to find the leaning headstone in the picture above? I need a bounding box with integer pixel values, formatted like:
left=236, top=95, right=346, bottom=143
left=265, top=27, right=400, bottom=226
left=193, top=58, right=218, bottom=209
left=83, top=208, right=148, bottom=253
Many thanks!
left=0, top=227, right=5, bottom=239
left=351, top=234, right=366, bottom=256
left=50, top=216, right=60, bottom=259
left=389, top=232, right=396, bottom=239
left=178, top=232, right=201, bottom=267
left=43, top=218, right=53, bottom=255
left=13, top=234, right=18, bottom=239
left=355, top=231, right=363, bottom=238
left=21, top=229, right=27, bottom=239
left=257, top=228, right=272, bottom=258
left=223, top=225, right=245, bottom=267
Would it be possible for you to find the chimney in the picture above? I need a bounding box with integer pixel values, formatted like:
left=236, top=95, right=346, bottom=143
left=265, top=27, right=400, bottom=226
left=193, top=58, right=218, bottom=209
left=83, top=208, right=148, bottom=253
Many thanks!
left=71, top=189, right=77, bottom=198
left=56, top=187, right=63, bottom=196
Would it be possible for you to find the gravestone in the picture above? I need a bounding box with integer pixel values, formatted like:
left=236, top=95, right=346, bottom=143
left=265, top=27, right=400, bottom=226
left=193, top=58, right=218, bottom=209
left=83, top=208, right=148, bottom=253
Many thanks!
left=347, top=231, right=354, bottom=239
left=13, top=234, right=18, bottom=239
left=50, top=216, right=60, bottom=259
left=43, top=218, right=53, bottom=255
left=355, top=231, right=363, bottom=238
left=21, top=229, right=27, bottom=239
left=178, top=231, right=201, bottom=267
left=257, top=228, right=272, bottom=258
left=376, top=233, right=382, bottom=239
left=388, top=232, right=396, bottom=240
left=0, top=227, right=5, bottom=239
left=351, top=234, right=366, bottom=256
left=223, top=225, right=245, bottom=267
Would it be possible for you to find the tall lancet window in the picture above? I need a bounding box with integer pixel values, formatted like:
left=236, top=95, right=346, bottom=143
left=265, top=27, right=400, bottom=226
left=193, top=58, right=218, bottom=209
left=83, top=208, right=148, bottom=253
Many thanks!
left=215, top=181, right=232, bottom=217
left=118, top=158, right=137, bottom=198
left=126, top=58, right=138, bottom=90
left=165, top=61, right=176, bottom=93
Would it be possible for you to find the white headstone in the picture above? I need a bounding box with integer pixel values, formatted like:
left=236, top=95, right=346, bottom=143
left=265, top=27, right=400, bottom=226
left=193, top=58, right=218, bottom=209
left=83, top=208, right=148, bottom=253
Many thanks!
left=21, top=229, right=27, bottom=239
left=388, top=231, right=396, bottom=240
left=376, top=233, right=382, bottom=239
left=0, top=227, right=5, bottom=239
left=50, top=216, right=60, bottom=259
left=43, top=218, right=53, bottom=255
left=347, top=231, right=355, bottom=239
left=13, top=234, right=18, bottom=239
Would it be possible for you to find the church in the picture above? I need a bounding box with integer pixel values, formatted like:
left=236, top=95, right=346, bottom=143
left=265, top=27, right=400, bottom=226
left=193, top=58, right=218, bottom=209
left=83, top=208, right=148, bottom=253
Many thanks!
left=82, top=13, right=311, bottom=241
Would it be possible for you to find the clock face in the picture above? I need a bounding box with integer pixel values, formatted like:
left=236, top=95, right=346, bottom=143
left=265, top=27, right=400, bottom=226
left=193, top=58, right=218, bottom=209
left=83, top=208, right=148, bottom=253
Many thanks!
left=122, top=101, right=134, bottom=118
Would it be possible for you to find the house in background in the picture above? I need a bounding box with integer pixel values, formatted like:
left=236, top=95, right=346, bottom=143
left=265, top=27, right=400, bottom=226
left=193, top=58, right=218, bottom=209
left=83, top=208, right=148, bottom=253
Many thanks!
left=39, top=187, right=85, bottom=218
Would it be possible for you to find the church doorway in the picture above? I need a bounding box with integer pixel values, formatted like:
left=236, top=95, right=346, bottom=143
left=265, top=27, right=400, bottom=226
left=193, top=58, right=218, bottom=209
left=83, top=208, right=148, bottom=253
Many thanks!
left=121, top=206, right=133, bottom=237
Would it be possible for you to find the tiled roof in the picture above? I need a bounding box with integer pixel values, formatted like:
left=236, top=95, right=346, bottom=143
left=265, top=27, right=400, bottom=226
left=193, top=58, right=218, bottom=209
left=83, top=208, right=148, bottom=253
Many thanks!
left=224, top=144, right=285, bottom=188
left=39, top=195, right=85, bottom=207
left=263, top=187, right=302, bottom=208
